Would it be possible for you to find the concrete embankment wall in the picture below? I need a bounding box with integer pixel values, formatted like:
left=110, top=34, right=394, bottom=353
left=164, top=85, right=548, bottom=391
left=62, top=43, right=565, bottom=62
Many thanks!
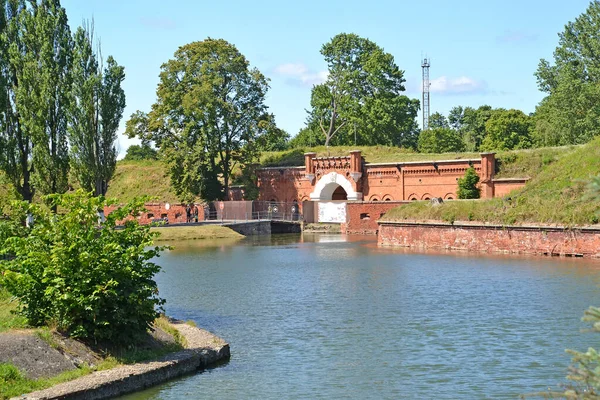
left=378, top=221, right=600, bottom=258
left=17, top=321, right=230, bottom=400
left=225, top=221, right=301, bottom=236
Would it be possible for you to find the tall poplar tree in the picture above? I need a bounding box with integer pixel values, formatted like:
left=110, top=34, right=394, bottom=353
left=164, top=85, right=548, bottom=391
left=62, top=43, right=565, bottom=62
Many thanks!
left=0, top=0, right=71, bottom=202
left=0, top=0, right=34, bottom=202
left=27, top=0, right=72, bottom=197
left=69, top=24, right=125, bottom=197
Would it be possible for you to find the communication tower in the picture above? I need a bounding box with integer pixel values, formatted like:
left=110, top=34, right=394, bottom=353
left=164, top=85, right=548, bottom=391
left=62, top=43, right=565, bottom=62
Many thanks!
left=421, top=57, right=431, bottom=130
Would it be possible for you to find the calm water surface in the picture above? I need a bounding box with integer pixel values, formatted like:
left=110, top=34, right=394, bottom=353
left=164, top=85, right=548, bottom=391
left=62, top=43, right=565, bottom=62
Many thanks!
left=123, top=234, right=600, bottom=399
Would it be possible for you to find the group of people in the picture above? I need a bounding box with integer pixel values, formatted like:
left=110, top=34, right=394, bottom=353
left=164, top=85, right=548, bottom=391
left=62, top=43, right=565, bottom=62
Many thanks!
left=185, top=204, right=199, bottom=223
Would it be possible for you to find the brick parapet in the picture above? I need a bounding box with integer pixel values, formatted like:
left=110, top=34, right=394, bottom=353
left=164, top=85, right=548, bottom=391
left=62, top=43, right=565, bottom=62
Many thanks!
left=378, top=220, right=600, bottom=258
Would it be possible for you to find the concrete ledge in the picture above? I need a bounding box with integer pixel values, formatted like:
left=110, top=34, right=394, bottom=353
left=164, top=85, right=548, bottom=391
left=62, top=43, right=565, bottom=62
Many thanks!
left=15, top=321, right=230, bottom=400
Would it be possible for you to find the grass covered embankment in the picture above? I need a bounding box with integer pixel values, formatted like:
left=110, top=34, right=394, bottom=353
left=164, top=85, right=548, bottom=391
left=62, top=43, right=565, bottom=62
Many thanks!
left=0, top=145, right=578, bottom=205
left=382, top=138, right=600, bottom=226
left=151, top=225, right=244, bottom=241
left=0, top=287, right=186, bottom=399
left=260, top=145, right=578, bottom=179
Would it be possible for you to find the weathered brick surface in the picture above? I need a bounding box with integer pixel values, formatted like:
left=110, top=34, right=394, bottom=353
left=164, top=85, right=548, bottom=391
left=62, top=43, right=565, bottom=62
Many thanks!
left=344, top=201, right=409, bottom=235
left=378, top=221, right=600, bottom=258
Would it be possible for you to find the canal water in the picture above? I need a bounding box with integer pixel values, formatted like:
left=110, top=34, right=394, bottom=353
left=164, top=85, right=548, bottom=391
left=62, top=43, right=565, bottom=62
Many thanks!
left=122, top=234, right=600, bottom=399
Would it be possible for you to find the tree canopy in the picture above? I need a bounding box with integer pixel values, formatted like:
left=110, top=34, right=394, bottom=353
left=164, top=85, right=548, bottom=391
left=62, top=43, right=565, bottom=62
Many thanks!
left=534, top=0, right=600, bottom=146
left=306, top=33, right=419, bottom=148
left=69, top=25, right=125, bottom=197
left=126, top=38, right=271, bottom=201
left=417, top=128, right=465, bottom=153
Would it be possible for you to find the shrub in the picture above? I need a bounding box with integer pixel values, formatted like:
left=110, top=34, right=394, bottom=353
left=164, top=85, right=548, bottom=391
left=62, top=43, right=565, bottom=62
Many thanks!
left=0, top=191, right=165, bottom=344
left=457, top=166, right=481, bottom=199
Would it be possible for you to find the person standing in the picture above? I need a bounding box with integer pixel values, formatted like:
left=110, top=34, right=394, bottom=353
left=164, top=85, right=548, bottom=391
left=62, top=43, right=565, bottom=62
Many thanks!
left=185, top=204, right=191, bottom=223
left=193, top=205, right=199, bottom=223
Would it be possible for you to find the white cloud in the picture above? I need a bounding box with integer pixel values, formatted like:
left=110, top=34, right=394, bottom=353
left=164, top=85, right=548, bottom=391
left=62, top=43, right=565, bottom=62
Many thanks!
left=429, top=76, right=487, bottom=95
left=273, top=63, right=328, bottom=87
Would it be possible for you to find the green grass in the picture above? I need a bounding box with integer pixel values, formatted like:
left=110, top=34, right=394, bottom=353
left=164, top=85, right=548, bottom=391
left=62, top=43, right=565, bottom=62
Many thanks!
left=105, top=159, right=179, bottom=204
left=151, top=225, right=244, bottom=241
left=0, top=314, right=187, bottom=399
left=0, top=362, right=93, bottom=400
left=382, top=138, right=600, bottom=226
left=0, top=288, right=28, bottom=333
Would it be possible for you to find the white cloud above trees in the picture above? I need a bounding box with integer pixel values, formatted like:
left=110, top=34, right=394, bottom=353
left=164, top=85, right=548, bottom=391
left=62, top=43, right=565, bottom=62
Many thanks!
left=273, top=63, right=328, bottom=87
left=429, top=76, right=488, bottom=95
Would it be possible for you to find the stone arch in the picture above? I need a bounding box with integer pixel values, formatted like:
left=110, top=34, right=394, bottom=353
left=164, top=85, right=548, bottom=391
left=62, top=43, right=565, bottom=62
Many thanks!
left=368, top=195, right=380, bottom=202
left=310, top=172, right=362, bottom=201
left=407, top=193, right=418, bottom=201
left=444, top=193, right=455, bottom=200
left=421, top=193, right=432, bottom=200
left=382, top=194, right=393, bottom=201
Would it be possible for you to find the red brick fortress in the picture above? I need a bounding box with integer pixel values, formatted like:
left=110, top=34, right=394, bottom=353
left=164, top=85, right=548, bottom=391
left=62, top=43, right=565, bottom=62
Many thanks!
left=257, top=150, right=526, bottom=203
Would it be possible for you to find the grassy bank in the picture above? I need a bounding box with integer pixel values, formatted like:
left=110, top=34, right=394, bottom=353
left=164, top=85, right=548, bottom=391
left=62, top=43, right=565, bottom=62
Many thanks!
left=151, top=225, right=244, bottom=241
left=0, top=288, right=27, bottom=333
left=261, top=145, right=578, bottom=179
left=382, top=138, right=600, bottom=226
left=0, top=145, right=579, bottom=205
left=0, top=312, right=185, bottom=400
left=106, top=160, right=178, bottom=204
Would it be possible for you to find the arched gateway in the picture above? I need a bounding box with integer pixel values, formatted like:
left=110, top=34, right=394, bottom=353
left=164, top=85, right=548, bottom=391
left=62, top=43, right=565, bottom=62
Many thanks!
left=309, top=172, right=363, bottom=201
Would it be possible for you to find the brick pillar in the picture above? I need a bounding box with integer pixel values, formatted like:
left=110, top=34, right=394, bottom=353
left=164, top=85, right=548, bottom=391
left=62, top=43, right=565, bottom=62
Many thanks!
left=304, top=152, right=316, bottom=174
left=349, top=150, right=362, bottom=173
left=480, top=152, right=495, bottom=199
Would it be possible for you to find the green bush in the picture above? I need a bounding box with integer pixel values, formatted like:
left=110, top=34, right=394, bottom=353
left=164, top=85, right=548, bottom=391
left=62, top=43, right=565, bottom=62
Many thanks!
left=0, top=191, right=165, bottom=344
left=457, top=166, right=481, bottom=199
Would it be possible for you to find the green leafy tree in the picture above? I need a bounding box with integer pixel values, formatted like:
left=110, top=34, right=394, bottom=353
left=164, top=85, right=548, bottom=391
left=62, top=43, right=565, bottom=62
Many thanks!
left=27, top=0, right=72, bottom=199
left=124, top=143, right=158, bottom=161
left=448, top=106, right=465, bottom=131
left=307, top=33, right=420, bottom=148
left=480, top=109, right=532, bottom=151
left=534, top=1, right=600, bottom=146
left=0, top=191, right=165, bottom=344
left=457, top=166, right=480, bottom=199
left=429, top=112, right=449, bottom=129
left=0, top=0, right=34, bottom=202
left=417, top=128, right=465, bottom=153
left=257, top=113, right=290, bottom=151
left=69, top=24, right=126, bottom=197
left=461, top=105, right=493, bottom=151
left=126, top=38, right=269, bottom=201
left=289, top=126, right=324, bottom=148
left=0, top=0, right=72, bottom=202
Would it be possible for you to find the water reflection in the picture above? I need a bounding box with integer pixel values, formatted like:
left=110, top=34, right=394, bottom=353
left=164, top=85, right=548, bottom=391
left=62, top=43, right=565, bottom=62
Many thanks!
left=124, top=234, right=600, bottom=400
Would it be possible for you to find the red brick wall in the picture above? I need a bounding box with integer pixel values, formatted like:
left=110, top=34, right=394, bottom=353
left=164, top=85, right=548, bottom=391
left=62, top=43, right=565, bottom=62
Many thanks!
left=493, top=179, right=528, bottom=198
left=104, top=203, right=205, bottom=225
left=343, top=201, right=409, bottom=235
left=378, top=221, right=600, bottom=258
left=256, top=152, right=523, bottom=203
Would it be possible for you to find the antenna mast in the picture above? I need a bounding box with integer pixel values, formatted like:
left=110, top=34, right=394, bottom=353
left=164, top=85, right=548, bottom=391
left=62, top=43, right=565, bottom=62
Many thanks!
left=421, top=57, right=431, bottom=130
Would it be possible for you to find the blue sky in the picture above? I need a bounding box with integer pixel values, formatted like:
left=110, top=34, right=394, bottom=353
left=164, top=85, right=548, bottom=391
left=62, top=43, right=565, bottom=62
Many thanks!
left=62, top=0, right=592, bottom=157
